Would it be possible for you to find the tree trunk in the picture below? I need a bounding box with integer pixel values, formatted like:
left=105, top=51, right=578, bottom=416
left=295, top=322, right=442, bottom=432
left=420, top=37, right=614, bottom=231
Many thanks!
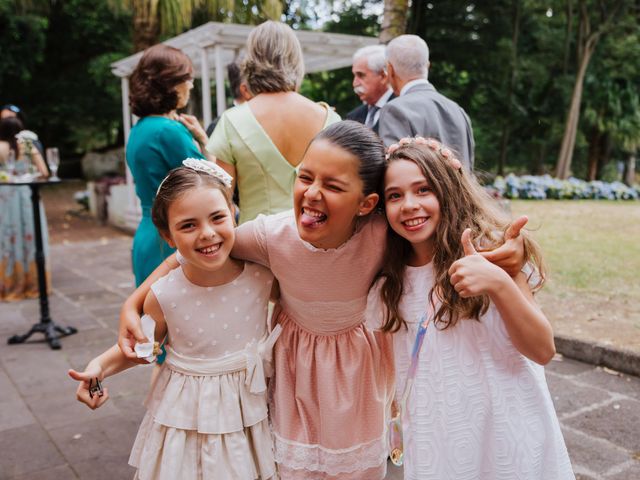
left=623, top=154, right=636, bottom=186
left=586, top=126, right=602, bottom=180
left=532, top=143, right=547, bottom=175
left=132, top=0, right=160, bottom=52
left=563, top=0, right=573, bottom=74
left=555, top=42, right=594, bottom=179
left=380, top=0, right=409, bottom=44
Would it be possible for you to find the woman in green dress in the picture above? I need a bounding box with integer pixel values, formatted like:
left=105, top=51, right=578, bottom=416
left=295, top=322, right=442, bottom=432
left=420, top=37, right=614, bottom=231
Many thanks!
left=126, top=44, right=211, bottom=286
left=207, top=21, right=341, bottom=224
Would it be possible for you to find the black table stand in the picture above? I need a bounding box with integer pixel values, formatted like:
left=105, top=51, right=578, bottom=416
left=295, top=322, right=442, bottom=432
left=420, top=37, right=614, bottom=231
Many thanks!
left=5, top=180, right=77, bottom=349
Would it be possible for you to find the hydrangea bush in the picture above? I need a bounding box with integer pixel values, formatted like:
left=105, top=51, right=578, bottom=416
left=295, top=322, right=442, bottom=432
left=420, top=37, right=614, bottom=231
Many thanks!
left=487, top=174, right=639, bottom=200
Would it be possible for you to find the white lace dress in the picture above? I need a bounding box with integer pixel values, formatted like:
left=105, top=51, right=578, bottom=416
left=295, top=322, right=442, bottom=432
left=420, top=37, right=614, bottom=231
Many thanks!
left=129, top=262, right=279, bottom=480
left=366, top=263, right=575, bottom=480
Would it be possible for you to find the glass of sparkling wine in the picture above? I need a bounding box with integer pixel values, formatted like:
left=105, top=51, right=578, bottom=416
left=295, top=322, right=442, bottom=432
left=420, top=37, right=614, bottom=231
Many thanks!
left=5, top=150, right=16, bottom=176
left=46, top=147, right=60, bottom=180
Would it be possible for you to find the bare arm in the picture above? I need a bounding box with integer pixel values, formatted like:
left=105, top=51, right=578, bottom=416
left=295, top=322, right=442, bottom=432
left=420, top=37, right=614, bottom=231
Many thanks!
left=177, top=114, right=217, bottom=163
left=67, top=344, right=135, bottom=409
left=31, top=147, right=49, bottom=177
left=217, top=160, right=237, bottom=192
left=118, top=255, right=178, bottom=360
left=489, top=271, right=555, bottom=365
left=449, top=229, right=555, bottom=365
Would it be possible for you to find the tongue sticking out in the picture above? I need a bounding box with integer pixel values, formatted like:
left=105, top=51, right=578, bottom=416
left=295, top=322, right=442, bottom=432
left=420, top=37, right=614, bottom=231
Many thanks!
left=300, top=211, right=326, bottom=227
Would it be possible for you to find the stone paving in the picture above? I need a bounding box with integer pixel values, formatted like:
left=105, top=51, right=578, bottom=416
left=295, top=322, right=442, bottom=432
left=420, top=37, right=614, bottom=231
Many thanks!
left=0, top=237, right=638, bottom=479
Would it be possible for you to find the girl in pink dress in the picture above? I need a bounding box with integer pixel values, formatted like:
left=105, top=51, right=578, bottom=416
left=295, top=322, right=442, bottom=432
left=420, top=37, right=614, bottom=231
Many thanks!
left=69, top=164, right=279, bottom=480
left=367, top=137, right=573, bottom=479
left=118, top=122, right=528, bottom=479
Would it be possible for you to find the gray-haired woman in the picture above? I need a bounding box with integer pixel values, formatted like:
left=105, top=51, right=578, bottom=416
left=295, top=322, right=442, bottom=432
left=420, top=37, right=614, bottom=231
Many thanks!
left=207, top=20, right=340, bottom=224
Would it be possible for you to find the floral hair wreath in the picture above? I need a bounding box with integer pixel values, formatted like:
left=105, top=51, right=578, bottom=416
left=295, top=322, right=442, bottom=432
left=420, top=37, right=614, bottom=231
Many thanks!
left=386, top=136, right=463, bottom=170
left=156, top=158, right=234, bottom=194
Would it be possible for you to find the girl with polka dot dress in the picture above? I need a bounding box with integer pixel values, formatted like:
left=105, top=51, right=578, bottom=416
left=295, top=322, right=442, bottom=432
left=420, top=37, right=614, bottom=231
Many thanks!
left=68, top=162, right=280, bottom=480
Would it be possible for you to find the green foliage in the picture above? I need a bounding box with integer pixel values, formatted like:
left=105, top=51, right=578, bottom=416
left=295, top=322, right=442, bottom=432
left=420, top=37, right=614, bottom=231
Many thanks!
left=404, top=0, right=639, bottom=177
left=3, top=0, right=639, bottom=182
left=0, top=2, right=47, bottom=91
left=1, top=0, right=133, bottom=164
left=300, top=1, right=381, bottom=116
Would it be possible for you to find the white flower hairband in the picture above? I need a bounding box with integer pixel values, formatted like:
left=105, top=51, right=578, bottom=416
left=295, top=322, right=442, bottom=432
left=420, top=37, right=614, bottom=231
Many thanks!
left=182, top=158, right=233, bottom=187
left=386, top=136, right=462, bottom=170
left=156, top=158, right=234, bottom=195
left=15, top=130, right=39, bottom=143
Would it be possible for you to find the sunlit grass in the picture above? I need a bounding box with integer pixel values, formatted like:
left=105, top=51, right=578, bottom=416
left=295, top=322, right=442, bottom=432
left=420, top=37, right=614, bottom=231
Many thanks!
left=509, top=200, right=640, bottom=350
left=511, top=200, right=640, bottom=298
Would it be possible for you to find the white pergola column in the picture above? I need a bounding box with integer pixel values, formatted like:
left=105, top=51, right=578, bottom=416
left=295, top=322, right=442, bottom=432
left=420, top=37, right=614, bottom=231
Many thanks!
left=121, top=76, right=141, bottom=230
left=214, top=44, right=226, bottom=117
left=200, top=47, right=212, bottom=127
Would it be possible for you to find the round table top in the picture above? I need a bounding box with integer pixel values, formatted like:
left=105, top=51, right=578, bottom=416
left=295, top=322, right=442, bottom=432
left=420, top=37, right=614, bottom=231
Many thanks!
left=0, top=177, right=62, bottom=187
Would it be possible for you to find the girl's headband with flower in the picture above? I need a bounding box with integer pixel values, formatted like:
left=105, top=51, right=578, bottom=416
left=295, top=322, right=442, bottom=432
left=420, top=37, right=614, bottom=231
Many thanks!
left=157, top=158, right=234, bottom=194
left=182, top=158, right=233, bottom=187
left=386, top=136, right=462, bottom=170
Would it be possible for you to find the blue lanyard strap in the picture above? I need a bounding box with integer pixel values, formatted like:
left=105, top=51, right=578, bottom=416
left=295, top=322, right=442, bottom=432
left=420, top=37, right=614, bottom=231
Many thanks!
left=399, top=299, right=436, bottom=408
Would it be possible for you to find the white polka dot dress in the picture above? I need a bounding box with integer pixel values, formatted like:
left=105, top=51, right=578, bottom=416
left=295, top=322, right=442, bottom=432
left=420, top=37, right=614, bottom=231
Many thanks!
left=129, top=262, right=277, bottom=480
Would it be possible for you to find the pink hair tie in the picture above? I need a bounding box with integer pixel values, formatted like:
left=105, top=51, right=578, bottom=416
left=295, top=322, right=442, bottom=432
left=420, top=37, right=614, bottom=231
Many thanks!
left=449, top=158, right=462, bottom=170
left=425, top=138, right=440, bottom=150
left=398, top=137, right=412, bottom=145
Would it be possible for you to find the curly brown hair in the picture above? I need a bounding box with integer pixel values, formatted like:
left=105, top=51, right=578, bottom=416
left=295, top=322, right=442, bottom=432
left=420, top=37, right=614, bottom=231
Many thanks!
left=376, top=143, right=545, bottom=333
left=129, top=44, right=193, bottom=117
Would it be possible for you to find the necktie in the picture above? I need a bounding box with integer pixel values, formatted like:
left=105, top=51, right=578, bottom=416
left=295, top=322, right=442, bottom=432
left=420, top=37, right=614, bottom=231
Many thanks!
left=365, top=105, right=379, bottom=128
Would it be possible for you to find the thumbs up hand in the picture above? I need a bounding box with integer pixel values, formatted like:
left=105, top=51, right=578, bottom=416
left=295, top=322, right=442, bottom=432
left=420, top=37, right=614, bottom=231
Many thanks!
left=449, top=229, right=509, bottom=298
left=461, top=228, right=478, bottom=256
left=479, top=216, right=528, bottom=277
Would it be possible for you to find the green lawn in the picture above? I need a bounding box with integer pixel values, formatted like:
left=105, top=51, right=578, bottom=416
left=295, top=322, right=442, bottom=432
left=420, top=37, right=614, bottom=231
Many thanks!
left=509, top=200, right=640, bottom=351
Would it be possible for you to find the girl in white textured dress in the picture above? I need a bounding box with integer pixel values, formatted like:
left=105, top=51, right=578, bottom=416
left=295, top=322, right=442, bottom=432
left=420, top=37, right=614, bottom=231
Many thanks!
left=367, top=137, right=575, bottom=479
left=69, top=162, right=279, bottom=480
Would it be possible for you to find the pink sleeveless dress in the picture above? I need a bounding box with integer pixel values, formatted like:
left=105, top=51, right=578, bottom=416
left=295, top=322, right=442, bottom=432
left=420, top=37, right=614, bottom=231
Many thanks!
left=234, top=211, right=395, bottom=479
left=128, top=262, right=279, bottom=480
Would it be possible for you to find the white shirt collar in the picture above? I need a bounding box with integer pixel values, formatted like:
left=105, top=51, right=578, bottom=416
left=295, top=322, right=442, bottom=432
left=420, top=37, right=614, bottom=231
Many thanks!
left=374, top=88, right=394, bottom=108
left=400, top=78, right=430, bottom=96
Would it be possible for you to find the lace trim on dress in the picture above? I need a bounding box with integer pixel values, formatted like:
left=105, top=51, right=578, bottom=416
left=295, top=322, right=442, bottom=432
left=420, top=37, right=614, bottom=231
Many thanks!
left=273, top=432, right=388, bottom=475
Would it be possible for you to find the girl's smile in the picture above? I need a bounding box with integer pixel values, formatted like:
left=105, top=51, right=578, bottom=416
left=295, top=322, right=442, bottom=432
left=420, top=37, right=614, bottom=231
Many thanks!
left=164, top=186, right=241, bottom=286
left=384, top=159, right=441, bottom=265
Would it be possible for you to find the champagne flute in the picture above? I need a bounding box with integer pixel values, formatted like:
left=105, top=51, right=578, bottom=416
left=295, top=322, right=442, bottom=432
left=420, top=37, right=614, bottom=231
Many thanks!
left=46, top=147, right=60, bottom=180
left=5, top=150, right=16, bottom=176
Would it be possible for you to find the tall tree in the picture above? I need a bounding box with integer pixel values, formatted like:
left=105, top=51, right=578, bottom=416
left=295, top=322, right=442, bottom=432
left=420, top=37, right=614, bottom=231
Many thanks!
left=380, top=0, right=408, bottom=43
left=109, top=0, right=283, bottom=51
left=555, top=0, right=628, bottom=179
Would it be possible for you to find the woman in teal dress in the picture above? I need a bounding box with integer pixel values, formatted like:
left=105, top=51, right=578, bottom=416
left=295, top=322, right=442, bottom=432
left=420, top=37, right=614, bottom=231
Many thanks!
left=207, top=21, right=341, bottom=224
left=127, top=44, right=212, bottom=286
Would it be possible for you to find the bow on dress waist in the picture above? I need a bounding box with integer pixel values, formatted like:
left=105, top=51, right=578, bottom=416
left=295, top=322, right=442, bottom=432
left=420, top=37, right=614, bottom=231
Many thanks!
left=164, top=325, right=283, bottom=394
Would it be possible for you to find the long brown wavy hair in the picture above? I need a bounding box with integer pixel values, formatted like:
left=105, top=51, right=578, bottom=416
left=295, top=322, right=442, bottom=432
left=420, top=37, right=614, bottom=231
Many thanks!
left=376, top=142, right=545, bottom=333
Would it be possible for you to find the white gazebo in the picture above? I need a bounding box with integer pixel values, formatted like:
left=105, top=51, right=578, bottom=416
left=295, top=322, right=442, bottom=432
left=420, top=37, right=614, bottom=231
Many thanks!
left=109, top=21, right=377, bottom=230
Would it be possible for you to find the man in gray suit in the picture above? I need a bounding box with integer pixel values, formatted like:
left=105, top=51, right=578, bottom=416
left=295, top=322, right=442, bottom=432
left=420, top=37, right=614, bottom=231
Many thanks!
left=378, top=35, right=475, bottom=170
left=346, top=45, right=395, bottom=133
